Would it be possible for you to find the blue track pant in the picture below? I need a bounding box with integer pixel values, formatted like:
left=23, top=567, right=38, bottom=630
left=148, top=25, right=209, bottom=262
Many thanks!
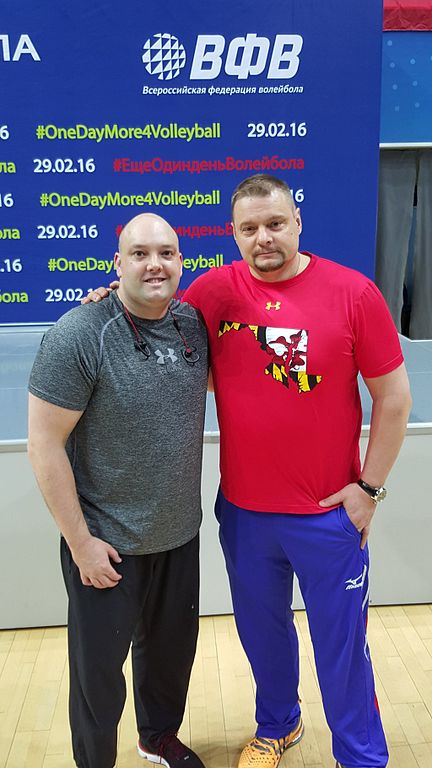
left=216, top=490, right=388, bottom=768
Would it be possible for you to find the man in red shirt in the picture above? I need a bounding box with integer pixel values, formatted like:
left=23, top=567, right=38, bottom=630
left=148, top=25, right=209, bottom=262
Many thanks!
left=89, top=175, right=411, bottom=768
left=183, top=176, right=410, bottom=768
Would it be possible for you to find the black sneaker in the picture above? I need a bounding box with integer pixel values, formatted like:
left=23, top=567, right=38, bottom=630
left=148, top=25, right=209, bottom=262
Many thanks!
left=137, top=734, right=205, bottom=768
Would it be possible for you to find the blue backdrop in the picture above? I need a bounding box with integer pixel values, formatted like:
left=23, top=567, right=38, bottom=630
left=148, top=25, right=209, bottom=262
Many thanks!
left=0, top=0, right=383, bottom=324
left=381, top=32, right=432, bottom=144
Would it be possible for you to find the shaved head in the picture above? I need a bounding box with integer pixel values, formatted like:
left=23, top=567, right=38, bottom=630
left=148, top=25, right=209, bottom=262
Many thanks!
left=115, top=212, right=182, bottom=319
left=118, top=213, right=179, bottom=254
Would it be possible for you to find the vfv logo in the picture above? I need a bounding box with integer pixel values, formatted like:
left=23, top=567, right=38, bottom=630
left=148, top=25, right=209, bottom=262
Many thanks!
left=142, top=33, right=186, bottom=81
left=142, top=33, right=303, bottom=82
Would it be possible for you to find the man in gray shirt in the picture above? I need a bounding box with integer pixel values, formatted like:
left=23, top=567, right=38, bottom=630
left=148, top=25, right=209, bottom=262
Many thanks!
left=28, top=213, right=208, bottom=768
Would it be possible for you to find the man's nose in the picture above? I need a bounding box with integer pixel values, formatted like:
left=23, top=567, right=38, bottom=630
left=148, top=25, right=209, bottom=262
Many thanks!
left=146, top=254, right=162, bottom=270
left=257, top=225, right=272, bottom=244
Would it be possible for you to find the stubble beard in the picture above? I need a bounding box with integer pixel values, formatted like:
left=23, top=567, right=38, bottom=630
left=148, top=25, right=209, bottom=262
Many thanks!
left=252, top=251, right=285, bottom=273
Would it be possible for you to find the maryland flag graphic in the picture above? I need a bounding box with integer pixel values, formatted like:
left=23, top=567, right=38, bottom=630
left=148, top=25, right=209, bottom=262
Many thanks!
left=218, top=321, right=322, bottom=393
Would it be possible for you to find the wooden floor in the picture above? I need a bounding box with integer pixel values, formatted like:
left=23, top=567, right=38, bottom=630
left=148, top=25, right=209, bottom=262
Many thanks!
left=1, top=606, right=432, bottom=767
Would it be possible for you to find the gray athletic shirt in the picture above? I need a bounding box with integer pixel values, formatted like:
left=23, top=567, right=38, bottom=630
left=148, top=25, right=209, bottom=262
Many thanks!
left=29, top=292, right=208, bottom=555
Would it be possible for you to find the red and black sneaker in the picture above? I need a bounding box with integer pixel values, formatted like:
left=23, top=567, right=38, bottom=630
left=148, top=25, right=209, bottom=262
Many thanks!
left=137, top=734, right=205, bottom=768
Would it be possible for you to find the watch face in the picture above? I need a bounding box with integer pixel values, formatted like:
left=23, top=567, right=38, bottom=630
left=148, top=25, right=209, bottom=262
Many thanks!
left=375, top=487, right=387, bottom=502
left=357, top=479, right=387, bottom=502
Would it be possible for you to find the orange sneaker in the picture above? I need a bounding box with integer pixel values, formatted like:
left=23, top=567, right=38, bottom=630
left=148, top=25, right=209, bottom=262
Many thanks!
left=238, top=719, right=304, bottom=768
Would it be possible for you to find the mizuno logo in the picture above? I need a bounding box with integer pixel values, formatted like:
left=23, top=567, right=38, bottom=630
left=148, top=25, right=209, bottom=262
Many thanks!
left=345, top=564, right=367, bottom=591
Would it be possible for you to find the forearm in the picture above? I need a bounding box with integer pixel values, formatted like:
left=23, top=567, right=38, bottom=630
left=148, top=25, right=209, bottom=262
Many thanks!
left=28, top=439, right=91, bottom=550
left=361, top=392, right=411, bottom=485
left=320, top=367, right=411, bottom=548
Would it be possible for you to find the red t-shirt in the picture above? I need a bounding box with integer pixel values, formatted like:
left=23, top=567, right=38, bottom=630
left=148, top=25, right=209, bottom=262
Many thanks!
left=184, top=254, right=403, bottom=514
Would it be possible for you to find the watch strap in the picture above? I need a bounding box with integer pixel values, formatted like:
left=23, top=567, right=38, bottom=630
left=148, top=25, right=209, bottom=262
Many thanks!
left=357, top=478, right=386, bottom=502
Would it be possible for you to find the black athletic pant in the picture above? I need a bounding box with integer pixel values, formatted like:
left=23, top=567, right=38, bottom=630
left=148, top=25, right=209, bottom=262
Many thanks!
left=60, top=535, right=200, bottom=768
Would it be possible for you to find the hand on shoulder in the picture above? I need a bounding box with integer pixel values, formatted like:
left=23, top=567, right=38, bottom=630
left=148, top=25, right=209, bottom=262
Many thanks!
left=82, top=281, right=119, bottom=304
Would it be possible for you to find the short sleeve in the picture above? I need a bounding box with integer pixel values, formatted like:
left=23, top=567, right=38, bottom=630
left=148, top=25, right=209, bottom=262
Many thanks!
left=353, top=281, right=404, bottom=378
left=182, top=273, right=208, bottom=312
left=28, top=309, right=99, bottom=410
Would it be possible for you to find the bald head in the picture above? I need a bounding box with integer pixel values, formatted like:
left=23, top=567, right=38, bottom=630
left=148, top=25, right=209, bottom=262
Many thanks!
left=115, top=212, right=183, bottom=320
left=118, top=213, right=179, bottom=254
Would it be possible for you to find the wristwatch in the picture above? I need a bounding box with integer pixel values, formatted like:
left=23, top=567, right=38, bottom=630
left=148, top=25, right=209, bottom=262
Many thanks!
left=357, top=478, right=387, bottom=504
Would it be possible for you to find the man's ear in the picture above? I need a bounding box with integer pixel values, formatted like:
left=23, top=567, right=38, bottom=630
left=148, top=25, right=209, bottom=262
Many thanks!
left=294, top=208, right=302, bottom=235
left=231, top=220, right=238, bottom=245
left=114, top=252, right=122, bottom=278
left=178, top=252, right=183, bottom=277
